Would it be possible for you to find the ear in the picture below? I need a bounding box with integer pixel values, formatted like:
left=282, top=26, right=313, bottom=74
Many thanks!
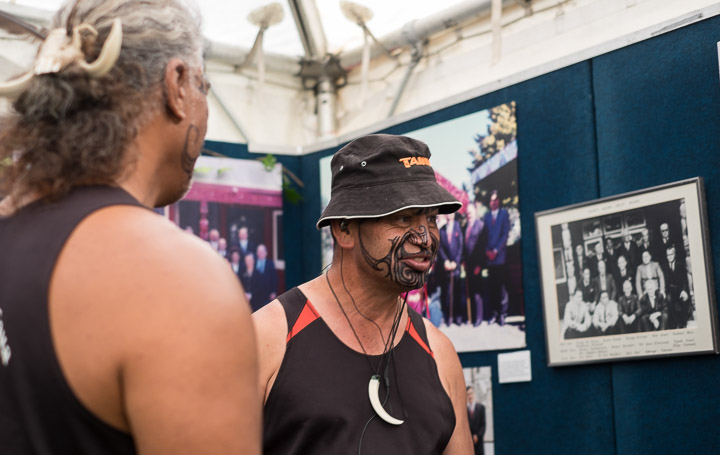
left=163, top=58, right=191, bottom=122
left=330, top=220, right=355, bottom=249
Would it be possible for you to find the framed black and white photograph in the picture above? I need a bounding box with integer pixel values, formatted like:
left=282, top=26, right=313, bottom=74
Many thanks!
left=535, top=178, right=719, bottom=366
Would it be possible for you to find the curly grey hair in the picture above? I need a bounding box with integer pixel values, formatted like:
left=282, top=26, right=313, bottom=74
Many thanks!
left=0, top=0, right=205, bottom=202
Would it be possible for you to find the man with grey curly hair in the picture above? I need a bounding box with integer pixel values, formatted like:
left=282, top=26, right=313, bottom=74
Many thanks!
left=0, top=1, right=261, bottom=454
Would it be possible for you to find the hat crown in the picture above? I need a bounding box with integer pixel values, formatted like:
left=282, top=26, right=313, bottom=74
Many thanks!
left=317, top=134, right=461, bottom=229
left=330, top=134, right=435, bottom=192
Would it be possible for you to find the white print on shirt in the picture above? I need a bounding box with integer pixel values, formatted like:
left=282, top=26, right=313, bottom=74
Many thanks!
left=0, top=308, right=11, bottom=366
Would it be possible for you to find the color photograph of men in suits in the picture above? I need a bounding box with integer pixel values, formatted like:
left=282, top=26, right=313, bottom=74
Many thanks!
left=466, top=385, right=486, bottom=455
left=483, top=190, right=511, bottom=326
left=463, top=366, right=495, bottom=455
left=320, top=101, right=527, bottom=353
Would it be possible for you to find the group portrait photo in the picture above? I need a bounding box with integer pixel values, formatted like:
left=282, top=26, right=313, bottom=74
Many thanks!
left=321, top=101, right=527, bottom=352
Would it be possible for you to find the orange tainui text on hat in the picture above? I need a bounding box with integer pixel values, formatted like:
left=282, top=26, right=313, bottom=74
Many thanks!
left=398, top=156, right=431, bottom=168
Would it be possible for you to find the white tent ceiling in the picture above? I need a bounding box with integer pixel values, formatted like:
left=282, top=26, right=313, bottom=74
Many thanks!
left=4, top=0, right=475, bottom=57
left=1, top=0, right=719, bottom=150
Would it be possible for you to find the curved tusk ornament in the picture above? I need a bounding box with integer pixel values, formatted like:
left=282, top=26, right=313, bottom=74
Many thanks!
left=0, top=71, right=33, bottom=97
left=80, top=18, right=122, bottom=77
left=0, top=19, right=122, bottom=98
left=368, top=375, right=404, bottom=425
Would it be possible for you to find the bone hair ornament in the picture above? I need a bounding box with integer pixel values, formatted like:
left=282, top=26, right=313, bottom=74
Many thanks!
left=0, top=18, right=123, bottom=97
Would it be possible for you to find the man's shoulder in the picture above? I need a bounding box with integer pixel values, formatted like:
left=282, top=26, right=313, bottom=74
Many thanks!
left=252, top=299, right=286, bottom=330
left=423, top=317, right=456, bottom=360
left=76, top=204, right=240, bottom=296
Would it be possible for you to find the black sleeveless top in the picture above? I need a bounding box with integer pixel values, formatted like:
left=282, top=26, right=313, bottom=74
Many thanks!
left=0, top=186, right=142, bottom=454
left=263, top=287, right=456, bottom=455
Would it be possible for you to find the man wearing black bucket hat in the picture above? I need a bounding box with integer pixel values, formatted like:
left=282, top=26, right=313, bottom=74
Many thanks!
left=254, top=134, right=473, bottom=455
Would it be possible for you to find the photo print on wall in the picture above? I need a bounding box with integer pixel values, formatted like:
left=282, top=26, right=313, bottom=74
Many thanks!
left=463, top=366, right=495, bottom=455
left=320, top=101, right=526, bottom=353
left=163, top=155, right=286, bottom=313
left=536, top=178, right=719, bottom=366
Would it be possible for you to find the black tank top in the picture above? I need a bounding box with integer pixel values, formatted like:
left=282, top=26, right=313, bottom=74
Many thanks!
left=263, top=287, right=456, bottom=455
left=0, top=186, right=142, bottom=454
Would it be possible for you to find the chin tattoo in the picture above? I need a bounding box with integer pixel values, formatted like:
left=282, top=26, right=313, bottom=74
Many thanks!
left=358, top=224, right=438, bottom=289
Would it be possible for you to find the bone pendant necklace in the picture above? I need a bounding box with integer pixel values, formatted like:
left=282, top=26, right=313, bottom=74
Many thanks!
left=325, top=272, right=405, bottom=425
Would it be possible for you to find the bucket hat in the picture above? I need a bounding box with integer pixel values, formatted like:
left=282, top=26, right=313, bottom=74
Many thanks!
left=317, top=134, right=462, bottom=229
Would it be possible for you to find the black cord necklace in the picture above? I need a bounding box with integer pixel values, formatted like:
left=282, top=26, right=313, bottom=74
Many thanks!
left=325, top=270, right=378, bottom=371
left=324, top=269, right=406, bottom=426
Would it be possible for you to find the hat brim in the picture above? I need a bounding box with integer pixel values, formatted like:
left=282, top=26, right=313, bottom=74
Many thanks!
left=317, top=178, right=462, bottom=229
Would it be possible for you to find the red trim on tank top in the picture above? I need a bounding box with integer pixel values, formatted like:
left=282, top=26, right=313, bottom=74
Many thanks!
left=286, top=300, right=320, bottom=343
left=406, top=317, right=434, bottom=358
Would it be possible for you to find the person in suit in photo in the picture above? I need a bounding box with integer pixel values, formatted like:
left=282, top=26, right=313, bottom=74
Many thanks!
left=562, top=289, right=592, bottom=339
left=236, top=226, right=255, bottom=275
left=589, top=241, right=607, bottom=278
left=208, top=228, right=220, bottom=251
left=466, top=386, right=486, bottom=455
left=592, top=260, right=617, bottom=303
left=618, top=231, right=640, bottom=272
left=463, top=202, right=488, bottom=326
left=655, top=222, right=684, bottom=267
left=574, top=244, right=589, bottom=281
left=639, top=279, right=669, bottom=331
left=618, top=279, right=640, bottom=333
left=565, top=260, right=578, bottom=297
left=483, top=190, right=510, bottom=326
left=662, top=245, right=691, bottom=329
left=604, top=237, right=618, bottom=279
left=439, top=212, right=464, bottom=325
left=637, top=228, right=651, bottom=252
left=613, top=254, right=634, bottom=292
left=229, top=249, right=243, bottom=279
left=253, top=244, right=278, bottom=311
left=578, top=267, right=598, bottom=314
left=241, top=253, right=258, bottom=311
left=592, top=291, right=619, bottom=336
left=635, top=249, right=665, bottom=298
left=217, top=237, right=229, bottom=260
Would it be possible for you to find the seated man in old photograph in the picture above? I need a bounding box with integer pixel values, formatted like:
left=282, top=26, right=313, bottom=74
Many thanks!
left=592, top=291, right=619, bottom=336
left=617, top=280, right=641, bottom=334
left=638, top=279, right=669, bottom=332
left=662, top=246, right=691, bottom=329
left=562, top=289, right=592, bottom=339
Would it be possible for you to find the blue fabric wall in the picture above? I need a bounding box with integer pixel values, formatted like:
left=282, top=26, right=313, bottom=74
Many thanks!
left=206, top=12, right=720, bottom=454
left=593, top=14, right=720, bottom=454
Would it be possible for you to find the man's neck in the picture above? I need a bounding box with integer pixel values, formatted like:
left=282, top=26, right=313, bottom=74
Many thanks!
left=326, top=265, right=406, bottom=327
left=118, top=114, right=184, bottom=208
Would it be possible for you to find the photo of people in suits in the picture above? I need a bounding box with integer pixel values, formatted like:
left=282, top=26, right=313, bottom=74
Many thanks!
left=165, top=155, right=285, bottom=312
left=551, top=198, right=695, bottom=339
left=464, top=366, right=494, bottom=455
left=319, top=102, right=526, bottom=353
